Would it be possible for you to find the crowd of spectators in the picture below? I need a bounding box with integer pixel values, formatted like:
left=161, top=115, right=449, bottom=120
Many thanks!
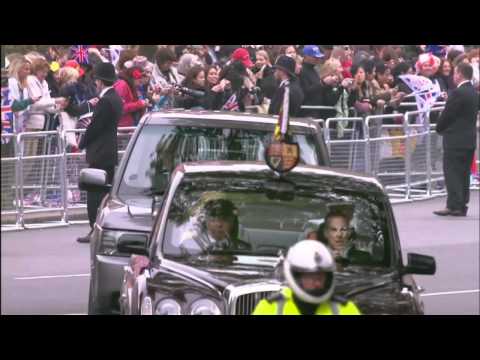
left=2, top=45, right=479, bottom=135
left=1, top=45, right=479, bottom=204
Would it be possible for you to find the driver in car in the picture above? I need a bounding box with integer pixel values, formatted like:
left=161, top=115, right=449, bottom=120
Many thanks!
left=202, top=199, right=251, bottom=251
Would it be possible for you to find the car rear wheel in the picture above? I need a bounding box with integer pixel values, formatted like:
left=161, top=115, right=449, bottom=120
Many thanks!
left=88, top=278, right=100, bottom=315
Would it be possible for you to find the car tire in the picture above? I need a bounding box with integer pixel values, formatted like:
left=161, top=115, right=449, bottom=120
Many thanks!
left=131, top=281, right=140, bottom=315
left=87, top=278, right=101, bottom=315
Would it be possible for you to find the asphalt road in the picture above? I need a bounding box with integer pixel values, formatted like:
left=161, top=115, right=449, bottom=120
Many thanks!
left=1, top=192, right=478, bottom=315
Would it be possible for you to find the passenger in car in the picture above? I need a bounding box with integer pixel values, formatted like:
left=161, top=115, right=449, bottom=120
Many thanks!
left=202, top=199, right=251, bottom=251
left=307, top=210, right=372, bottom=264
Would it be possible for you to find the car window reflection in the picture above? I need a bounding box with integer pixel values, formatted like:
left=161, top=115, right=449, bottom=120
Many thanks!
left=161, top=174, right=389, bottom=270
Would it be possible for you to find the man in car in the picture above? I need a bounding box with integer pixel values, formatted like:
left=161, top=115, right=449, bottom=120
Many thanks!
left=307, top=210, right=372, bottom=264
left=202, top=199, right=251, bottom=251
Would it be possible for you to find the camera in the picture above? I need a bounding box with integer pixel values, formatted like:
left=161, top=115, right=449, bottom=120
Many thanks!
left=243, top=86, right=263, bottom=105
left=173, top=84, right=205, bottom=98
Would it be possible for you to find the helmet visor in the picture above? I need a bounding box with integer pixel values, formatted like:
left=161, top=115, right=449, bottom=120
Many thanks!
left=292, top=270, right=333, bottom=297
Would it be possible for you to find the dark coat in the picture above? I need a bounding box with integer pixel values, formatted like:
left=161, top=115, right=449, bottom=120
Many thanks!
left=299, top=63, right=323, bottom=106
left=60, top=80, right=97, bottom=117
left=79, top=88, right=123, bottom=168
left=256, top=66, right=277, bottom=99
left=436, top=82, right=479, bottom=149
left=268, top=78, right=304, bottom=117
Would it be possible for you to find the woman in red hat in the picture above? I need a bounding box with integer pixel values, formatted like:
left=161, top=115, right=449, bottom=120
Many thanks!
left=113, top=64, right=149, bottom=127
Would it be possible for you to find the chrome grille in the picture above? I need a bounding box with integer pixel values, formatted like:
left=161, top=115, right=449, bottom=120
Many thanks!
left=235, top=291, right=276, bottom=315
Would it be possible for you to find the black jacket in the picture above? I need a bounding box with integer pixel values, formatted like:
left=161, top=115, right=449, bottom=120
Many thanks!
left=79, top=88, right=123, bottom=168
left=256, top=66, right=277, bottom=99
left=268, top=78, right=304, bottom=117
left=299, top=63, right=323, bottom=106
left=436, top=82, right=479, bottom=149
left=60, top=80, right=97, bottom=117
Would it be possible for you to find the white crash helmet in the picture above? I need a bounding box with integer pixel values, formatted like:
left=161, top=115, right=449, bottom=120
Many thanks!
left=283, top=240, right=336, bottom=304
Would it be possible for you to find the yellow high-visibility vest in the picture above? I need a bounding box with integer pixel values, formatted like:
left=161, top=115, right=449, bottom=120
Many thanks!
left=252, top=288, right=361, bottom=315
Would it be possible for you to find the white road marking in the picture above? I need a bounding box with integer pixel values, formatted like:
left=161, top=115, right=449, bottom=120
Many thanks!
left=62, top=313, right=87, bottom=315
left=421, top=289, right=479, bottom=297
left=15, top=273, right=90, bottom=280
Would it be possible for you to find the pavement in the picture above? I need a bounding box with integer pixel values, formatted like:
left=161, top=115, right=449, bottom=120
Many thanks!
left=1, top=191, right=478, bottom=315
left=393, top=191, right=479, bottom=315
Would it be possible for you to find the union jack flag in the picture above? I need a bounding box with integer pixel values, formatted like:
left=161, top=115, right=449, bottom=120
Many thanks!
left=221, top=93, right=240, bottom=112
left=1, top=86, right=14, bottom=143
left=71, top=45, right=90, bottom=64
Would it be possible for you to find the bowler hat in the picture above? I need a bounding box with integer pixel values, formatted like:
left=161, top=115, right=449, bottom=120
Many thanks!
left=273, top=55, right=296, bottom=78
left=93, top=62, right=117, bottom=83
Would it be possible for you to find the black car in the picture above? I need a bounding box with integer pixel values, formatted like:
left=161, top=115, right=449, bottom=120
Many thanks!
left=80, top=110, right=329, bottom=314
left=119, top=161, right=436, bottom=315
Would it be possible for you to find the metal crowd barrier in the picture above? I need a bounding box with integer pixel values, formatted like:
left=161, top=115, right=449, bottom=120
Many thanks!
left=2, top=107, right=479, bottom=231
left=302, top=105, right=471, bottom=201
left=1, top=127, right=136, bottom=230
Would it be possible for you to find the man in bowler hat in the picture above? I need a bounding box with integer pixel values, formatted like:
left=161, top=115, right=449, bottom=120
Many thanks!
left=77, top=62, right=123, bottom=243
left=268, top=55, right=305, bottom=117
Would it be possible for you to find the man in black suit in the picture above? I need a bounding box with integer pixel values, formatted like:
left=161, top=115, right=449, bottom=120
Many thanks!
left=77, top=63, right=123, bottom=243
left=268, top=55, right=304, bottom=117
left=434, top=62, right=479, bottom=217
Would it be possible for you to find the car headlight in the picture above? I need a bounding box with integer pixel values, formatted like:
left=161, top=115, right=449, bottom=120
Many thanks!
left=190, top=298, right=222, bottom=315
left=140, top=296, right=153, bottom=315
left=155, top=298, right=182, bottom=315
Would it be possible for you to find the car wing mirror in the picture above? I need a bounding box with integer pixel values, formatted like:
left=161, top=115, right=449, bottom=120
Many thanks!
left=78, top=168, right=112, bottom=192
left=118, top=234, right=149, bottom=256
left=403, top=253, right=436, bottom=275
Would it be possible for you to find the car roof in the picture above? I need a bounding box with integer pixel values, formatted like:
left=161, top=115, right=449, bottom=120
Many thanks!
left=142, top=109, right=319, bottom=130
left=173, top=161, right=385, bottom=193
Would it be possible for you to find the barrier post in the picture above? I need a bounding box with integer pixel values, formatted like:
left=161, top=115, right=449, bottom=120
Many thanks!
left=425, top=111, right=432, bottom=197
left=59, top=129, right=68, bottom=223
left=13, top=134, right=21, bottom=227
left=364, top=117, right=371, bottom=174
left=17, top=133, right=25, bottom=228
left=404, top=112, right=412, bottom=200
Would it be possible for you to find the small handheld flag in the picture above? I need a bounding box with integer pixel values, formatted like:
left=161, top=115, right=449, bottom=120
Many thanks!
left=400, top=74, right=441, bottom=125
left=71, top=45, right=90, bottom=65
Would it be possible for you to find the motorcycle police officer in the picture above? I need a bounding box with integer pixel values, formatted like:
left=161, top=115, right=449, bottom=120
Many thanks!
left=253, top=240, right=361, bottom=315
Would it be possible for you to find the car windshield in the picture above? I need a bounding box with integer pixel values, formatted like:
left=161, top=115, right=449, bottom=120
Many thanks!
left=160, top=173, right=391, bottom=269
left=117, top=124, right=320, bottom=202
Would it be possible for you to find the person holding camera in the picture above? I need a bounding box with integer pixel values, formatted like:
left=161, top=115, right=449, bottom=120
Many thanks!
left=252, top=50, right=276, bottom=101
left=175, top=65, right=208, bottom=110
left=150, top=48, right=183, bottom=109
left=204, top=60, right=257, bottom=112
left=312, top=58, right=356, bottom=121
